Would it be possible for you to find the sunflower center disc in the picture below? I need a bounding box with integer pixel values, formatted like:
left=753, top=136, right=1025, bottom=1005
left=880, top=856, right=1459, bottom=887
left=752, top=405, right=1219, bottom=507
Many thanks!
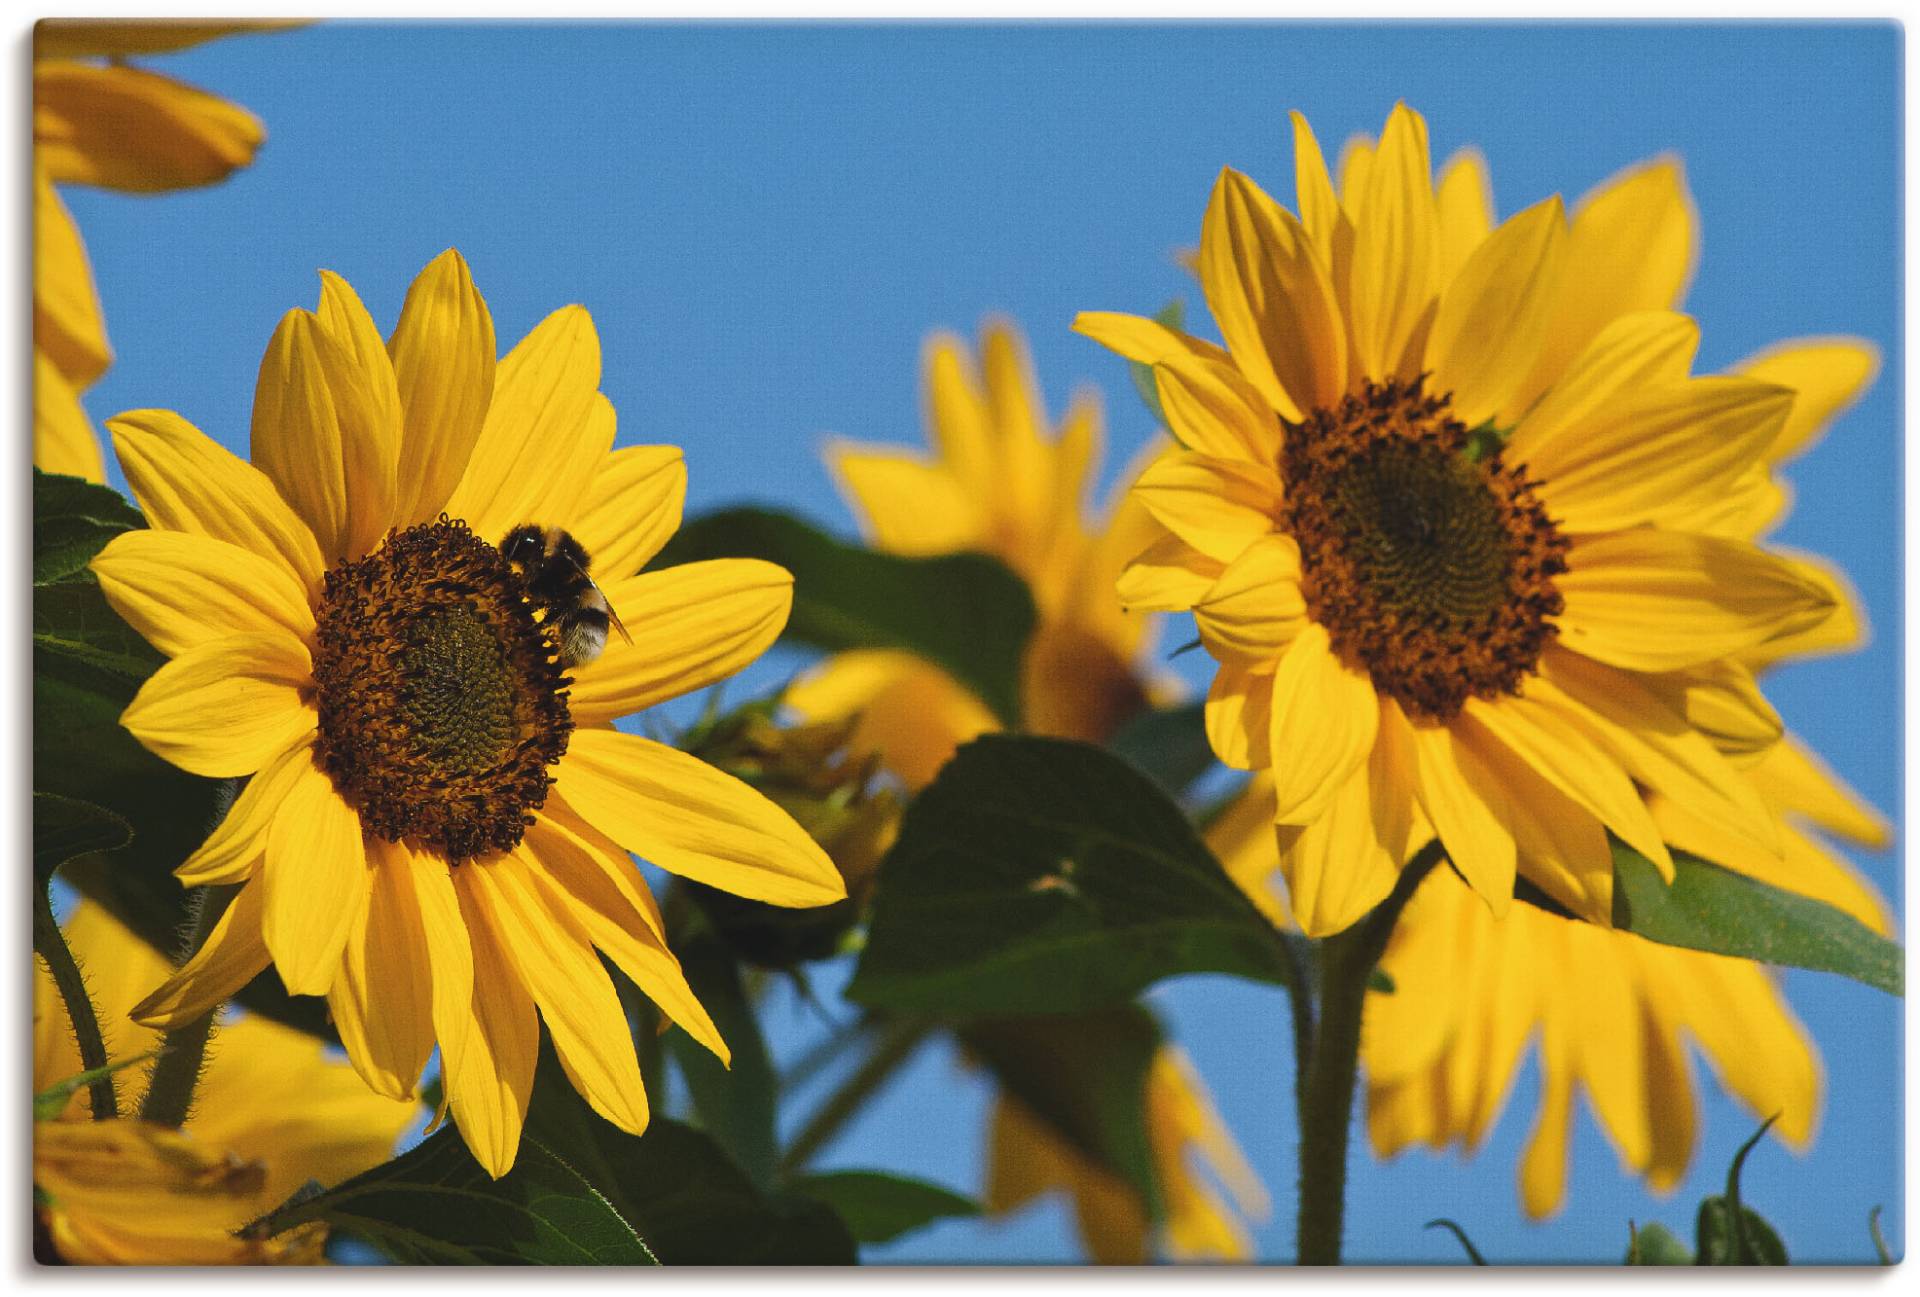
left=1282, top=378, right=1568, bottom=721
left=311, top=519, right=573, bottom=860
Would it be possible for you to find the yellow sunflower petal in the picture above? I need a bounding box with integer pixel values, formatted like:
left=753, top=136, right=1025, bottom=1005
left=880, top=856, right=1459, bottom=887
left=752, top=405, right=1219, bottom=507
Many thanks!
left=1336, top=135, right=1375, bottom=214
left=922, top=331, right=995, bottom=501
left=1515, top=155, right=1696, bottom=410
left=328, top=839, right=435, bottom=1101
left=1435, top=147, right=1494, bottom=285
left=1150, top=351, right=1284, bottom=466
left=1562, top=926, right=1653, bottom=1170
left=1348, top=104, right=1440, bottom=383
left=1129, top=450, right=1280, bottom=564
left=1426, top=196, right=1566, bottom=426
left=1459, top=727, right=1613, bottom=923
left=1116, top=533, right=1221, bottom=614
left=448, top=869, right=538, bottom=1179
left=262, top=759, right=369, bottom=996
left=1277, top=764, right=1398, bottom=938
left=567, top=559, right=791, bottom=725
left=1733, top=336, right=1880, bottom=465
left=1198, top=168, right=1348, bottom=420
left=445, top=306, right=610, bottom=541
left=826, top=441, right=980, bottom=557
left=467, top=852, right=650, bottom=1135
left=109, top=408, right=326, bottom=595
left=1192, top=533, right=1306, bottom=666
left=534, top=802, right=667, bottom=939
left=1408, top=719, right=1516, bottom=911
left=174, top=738, right=313, bottom=886
left=1748, top=734, right=1892, bottom=849
left=33, top=62, right=263, bottom=191
left=129, top=876, right=270, bottom=1029
left=384, top=249, right=498, bottom=526
left=1266, top=623, right=1379, bottom=824
left=33, top=165, right=110, bottom=387
left=250, top=308, right=398, bottom=564
left=120, top=632, right=314, bottom=778
left=1660, top=951, right=1819, bottom=1149
left=523, top=814, right=725, bottom=1059
left=1289, top=110, right=1345, bottom=263
left=33, top=348, right=104, bottom=482
left=91, top=528, right=314, bottom=659
left=315, top=269, right=403, bottom=449
left=1505, top=310, right=1700, bottom=467
left=1070, top=311, right=1234, bottom=371
left=553, top=728, right=845, bottom=907
left=570, top=445, right=686, bottom=580
left=1204, top=772, right=1292, bottom=929
left=1205, top=663, right=1272, bottom=771
left=34, top=19, right=298, bottom=58
left=406, top=843, right=477, bottom=1127
left=1519, top=1035, right=1577, bottom=1219
left=1739, top=549, right=1866, bottom=666
left=785, top=650, right=997, bottom=793
left=1636, top=659, right=1782, bottom=768
left=1557, top=531, right=1837, bottom=672
left=1527, top=377, right=1793, bottom=534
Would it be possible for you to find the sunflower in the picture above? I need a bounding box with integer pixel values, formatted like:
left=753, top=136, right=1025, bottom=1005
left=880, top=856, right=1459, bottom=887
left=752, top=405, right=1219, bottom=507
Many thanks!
left=34, top=901, right=414, bottom=1263
left=1079, top=102, right=1840, bottom=938
left=92, top=250, right=845, bottom=1178
left=1207, top=135, right=1893, bottom=1218
left=33, top=21, right=286, bottom=483
left=786, top=320, right=1265, bottom=1259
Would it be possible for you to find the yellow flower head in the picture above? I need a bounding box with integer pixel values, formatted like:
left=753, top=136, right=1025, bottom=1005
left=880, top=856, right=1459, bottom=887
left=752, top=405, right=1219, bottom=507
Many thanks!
left=1081, top=103, right=1843, bottom=938
left=91, top=250, right=846, bottom=1178
left=33, top=21, right=284, bottom=483
left=34, top=902, right=414, bottom=1264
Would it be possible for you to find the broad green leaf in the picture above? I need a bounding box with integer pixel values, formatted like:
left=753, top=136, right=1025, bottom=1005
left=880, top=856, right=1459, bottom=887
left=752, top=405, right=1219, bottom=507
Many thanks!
left=1610, top=842, right=1901, bottom=996
left=650, top=506, right=1036, bottom=725
left=961, top=1006, right=1165, bottom=1221
left=792, top=1171, right=979, bottom=1245
left=1626, top=1220, right=1693, bottom=1265
left=847, top=734, right=1301, bottom=1016
left=33, top=792, right=131, bottom=885
left=1106, top=700, right=1217, bottom=800
left=1127, top=300, right=1186, bottom=435
left=33, top=469, right=146, bottom=586
left=665, top=925, right=778, bottom=1188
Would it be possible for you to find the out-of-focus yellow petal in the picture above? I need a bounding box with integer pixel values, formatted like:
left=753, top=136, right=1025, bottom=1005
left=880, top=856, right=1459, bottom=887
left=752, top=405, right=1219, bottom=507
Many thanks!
left=1732, top=336, right=1880, bottom=465
left=1426, top=196, right=1565, bottom=426
left=33, top=165, right=110, bottom=388
left=262, top=759, right=369, bottom=996
left=328, top=839, right=436, bottom=1102
left=553, top=728, right=845, bottom=908
left=786, top=649, right=998, bottom=792
left=825, top=440, right=981, bottom=557
left=385, top=249, right=498, bottom=526
left=34, top=19, right=300, bottom=59
left=1348, top=104, right=1439, bottom=383
left=1747, top=734, right=1892, bottom=849
left=91, top=528, right=314, bottom=660
left=567, top=559, right=791, bottom=724
left=34, top=62, right=263, bottom=192
left=570, top=444, right=686, bottom=580
left=1266, top=624, right=1378, bottom=824
left=119, top=632, right=314, bottom=778
left=33, top=349, right=104, bottom=481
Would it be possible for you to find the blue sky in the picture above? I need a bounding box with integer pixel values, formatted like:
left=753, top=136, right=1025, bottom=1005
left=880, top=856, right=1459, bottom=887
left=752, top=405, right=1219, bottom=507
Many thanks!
left=64, top=21, right=1900, bottom=1264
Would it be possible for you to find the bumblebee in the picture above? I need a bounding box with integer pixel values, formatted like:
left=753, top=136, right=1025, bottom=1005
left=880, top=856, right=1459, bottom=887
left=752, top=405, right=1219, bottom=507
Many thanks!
left=500, top=524, right=631, bottom=669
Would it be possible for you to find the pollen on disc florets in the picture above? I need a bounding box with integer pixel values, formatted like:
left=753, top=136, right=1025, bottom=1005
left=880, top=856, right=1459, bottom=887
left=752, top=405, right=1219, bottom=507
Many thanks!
left=310, top=518, right=572, bottom=861
left=1281, top=377, right=1569, bottom=722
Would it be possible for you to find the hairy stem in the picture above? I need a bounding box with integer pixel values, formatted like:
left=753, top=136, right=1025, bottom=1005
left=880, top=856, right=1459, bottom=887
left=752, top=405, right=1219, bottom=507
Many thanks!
left=1295, top=841, right=1446, bottom=1265
left=138, top=885, right=234, bottom=1128
left=33, top=883, right=117, bottom=1120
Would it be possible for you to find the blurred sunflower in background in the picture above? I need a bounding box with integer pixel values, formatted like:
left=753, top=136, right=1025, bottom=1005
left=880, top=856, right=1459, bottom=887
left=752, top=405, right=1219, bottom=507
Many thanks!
left=1080, top=102, right=1840, bottom=939
left=34, top=901, right=414, bottom=1263
left=33, top=20, right=288, bottom=482
left=1205, top=125, right=1892, bottom=1217
left=786, top=320, right=1268, bottom=1261
left=90, top=249, right=845, bottom=1178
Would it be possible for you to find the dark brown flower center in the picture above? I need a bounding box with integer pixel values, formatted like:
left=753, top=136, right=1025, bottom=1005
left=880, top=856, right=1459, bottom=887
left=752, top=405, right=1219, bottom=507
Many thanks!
left=1281, top=377, right=1568, bottom=721
left=311, top=519, right=572, bottom=860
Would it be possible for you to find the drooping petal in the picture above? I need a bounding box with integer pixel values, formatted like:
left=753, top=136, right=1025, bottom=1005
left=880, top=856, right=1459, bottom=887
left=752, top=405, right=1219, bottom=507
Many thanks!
left=33, top=62, right=263, bottom=191
left=33, top=349, right=104, bottom=482
left=1556, top=530, right=1838, bottom=672
left=552, top=728, right=845, bottom=907
left=262, top=759, right=369, bottom=995
left=1115, top=533, right=1221, bottom=614
left=91, top=528, right=314, bottom=659
left=1277, top=764, right=1398, bottom=938
left=570, top=445, right=686, bottom=580
left=1747, top=734, right=1892, bottom=848
left=130, top=876, right=271, bottom=1029
left=33, top=165, right=109, bottom=388
left=1197, top=168, right=1348, bottom=420
left=1266, top=624, right=1379, bottom=824
left=1519, top=1031, right=1578, bottom=1219
left=385, top=249, right=498, bottom=525
left=1505, top=310, right=1700, bottom=465
left=1205, top=662, right=1272, bottom=771
left=328, top=839, right=436, bottom=1101
left=250, top=308, right=398, bottom=563
left=1128, top=451, right=1280, bottom=564
left=174, top=737, right=313, bottom=886
left=1426, top=196, right=1565, bottom=426
left=109, top=408, right=326, bottom=595
left=1733, top=336, right=1880, bottom=465
left=119, top=632, right=315, bottom=778
left=444, top=306, right=610, bottom=541
left=447, top=868, right=538, bottom=1179
left=567, top=559, right=792, bottom=724
left=1347, top=104, right=1440, bottom=384
left=1192, top=534, right=1307, bottom=666
left=1407, top=719, right=1516, bottom=910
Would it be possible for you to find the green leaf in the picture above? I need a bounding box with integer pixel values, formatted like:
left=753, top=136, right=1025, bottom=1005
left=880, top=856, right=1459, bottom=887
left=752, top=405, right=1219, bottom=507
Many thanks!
left=1694, top=1115, right=1788, bottom=1265
left=1105, top=700, right=1216, bottom=800
left=664, top=926, right=778, bottom=1188
left=33, top=469, right=146, bottom=586
left=847, top=734, right=1302, bottom=1016
left=961, top=1006, right=1165, bottom=1221
left=33, top=792, right=132, bottom=885
left=256, top=1043, right=857, bottom=1264
left=1610, top=842, right=1902, bottom=996
left=1625, top=1220, right=1693, bottom=1265
left=792, top=1171, right=979, bottom=1245
left=649, top=507, right=1037, bottom=726
left=1127, top=300, right=1185, bottom=435
left=1424, top=1218, right=1487, bottom=1265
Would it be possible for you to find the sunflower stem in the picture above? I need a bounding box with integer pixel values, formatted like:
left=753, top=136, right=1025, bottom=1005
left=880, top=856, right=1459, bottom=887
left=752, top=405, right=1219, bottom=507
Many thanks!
left=1295, top=840, right=1445, bottom=1265
left=139, top=885, right=234, bottom=1129
left=777, top=1017, right=931, bottom=1177
left=33, top=882, right=117, bottom=1121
